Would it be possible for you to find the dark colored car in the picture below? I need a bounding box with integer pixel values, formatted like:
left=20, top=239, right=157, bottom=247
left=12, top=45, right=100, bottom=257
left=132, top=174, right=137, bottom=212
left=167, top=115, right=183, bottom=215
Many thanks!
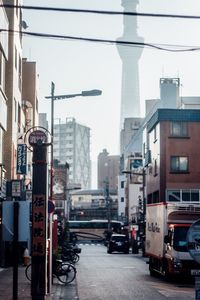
left=107, top=234, right=130, bottom=254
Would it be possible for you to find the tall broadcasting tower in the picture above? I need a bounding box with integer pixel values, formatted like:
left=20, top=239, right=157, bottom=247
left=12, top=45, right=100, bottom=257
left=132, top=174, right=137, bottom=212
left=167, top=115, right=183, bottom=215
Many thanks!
left=117, top=0, right=144, bottom=127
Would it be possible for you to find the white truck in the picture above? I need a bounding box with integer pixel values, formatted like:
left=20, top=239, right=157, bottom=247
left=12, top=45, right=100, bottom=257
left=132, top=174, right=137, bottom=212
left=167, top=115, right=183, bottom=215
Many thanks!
left=145, top=202, right=200, bottom=278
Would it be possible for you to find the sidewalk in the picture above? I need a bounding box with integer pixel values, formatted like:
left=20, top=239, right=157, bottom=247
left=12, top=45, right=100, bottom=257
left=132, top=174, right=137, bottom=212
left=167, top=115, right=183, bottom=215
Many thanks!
left=0, top=265, right=79, bottom=300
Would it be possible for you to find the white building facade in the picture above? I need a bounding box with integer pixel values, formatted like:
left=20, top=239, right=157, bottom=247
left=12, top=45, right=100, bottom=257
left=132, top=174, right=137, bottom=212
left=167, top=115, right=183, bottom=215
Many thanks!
left=53, top=118, right=91, bottom=189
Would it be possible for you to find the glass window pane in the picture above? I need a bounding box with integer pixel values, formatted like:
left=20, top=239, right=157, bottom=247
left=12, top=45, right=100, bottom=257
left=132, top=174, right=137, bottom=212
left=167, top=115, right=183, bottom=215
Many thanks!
left=171, top=122, right=180, bottom=136
left=171, top=122, right=188, bottom=136
left=168, top=190, right=180, bottom=202
left=182, top=190, right=190, bottom=201
left=191, top=191, right=199, bottom=202
left=180, top=157, right=188, bottom=171
left=171, top=156, right=188, bottom=171
left=171, top=157, right=178, bottom=171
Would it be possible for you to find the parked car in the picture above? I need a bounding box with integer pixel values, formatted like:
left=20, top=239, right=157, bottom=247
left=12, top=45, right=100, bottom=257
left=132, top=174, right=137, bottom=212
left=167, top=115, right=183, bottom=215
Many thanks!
left=107, top=234, right=130, bottom=254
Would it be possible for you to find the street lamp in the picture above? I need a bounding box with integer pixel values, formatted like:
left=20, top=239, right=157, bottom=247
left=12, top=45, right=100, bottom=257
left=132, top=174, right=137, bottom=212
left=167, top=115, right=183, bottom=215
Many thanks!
left=45, top=83, right=102, bottom=292
left=45, top=82, right=102, bottom=203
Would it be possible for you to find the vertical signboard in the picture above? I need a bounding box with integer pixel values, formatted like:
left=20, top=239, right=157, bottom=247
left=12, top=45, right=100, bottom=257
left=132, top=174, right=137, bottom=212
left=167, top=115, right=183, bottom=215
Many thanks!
left=11, top=180, right=22, bottom=198
left=16, top=144, right=27, bottom=175
left=32, top=195, right=46, bottom=256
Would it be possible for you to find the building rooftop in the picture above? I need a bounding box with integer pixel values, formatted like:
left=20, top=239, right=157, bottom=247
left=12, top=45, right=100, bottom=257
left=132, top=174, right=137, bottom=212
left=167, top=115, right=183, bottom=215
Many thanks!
left=147, top=108, right=200, bottom=132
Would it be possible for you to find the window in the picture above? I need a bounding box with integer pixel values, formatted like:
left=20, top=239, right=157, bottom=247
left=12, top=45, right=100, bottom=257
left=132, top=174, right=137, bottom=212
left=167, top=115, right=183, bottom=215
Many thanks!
left=154, top=159, right=158, bottom=176
left=170, top=122, right=188, bottom=137
left=167, top=189, right=200, bottom=202
left=15, top=47, right=17, bottom=70
left=14, top=99, right=17, bottom=122
left=0, top=52, right=5, bottom=90
left=0, top=129, right=2, bottom=163
left=154, top=126, right=157, bottom=142
left=18, top=103, right=21, bottom=129
left=170, top=156, right=188, bottom=172
left=121, top=197, right=124, bottom=202
left=18, top=55, right=22, bottom=90
left=121, top=181, right=124, bottom=188
left=168, top=190, right=181, bottom=202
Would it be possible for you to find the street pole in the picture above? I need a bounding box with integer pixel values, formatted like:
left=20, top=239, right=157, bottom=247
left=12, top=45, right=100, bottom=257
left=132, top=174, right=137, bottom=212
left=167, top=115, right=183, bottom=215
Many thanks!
left=48, top=81, right=55, bottom=293
left=105, top=179, right=111, bottom=234
left=13, top=201, right=19, bottom=300
left=50, top=81, right=55, bottom=202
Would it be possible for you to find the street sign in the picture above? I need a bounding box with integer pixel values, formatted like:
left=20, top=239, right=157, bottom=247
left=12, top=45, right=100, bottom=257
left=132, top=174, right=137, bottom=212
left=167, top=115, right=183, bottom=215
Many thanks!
left=11, top=180, right=22, bottom=198
left=192, top=270, right=200, bottom=276
left=48, top=200, right=55, bottom=214
left=28, top=130, right=47, bottom=146
left=16, top=144, right=27, bottom=174
left=187, top=219, right=200, bottom=264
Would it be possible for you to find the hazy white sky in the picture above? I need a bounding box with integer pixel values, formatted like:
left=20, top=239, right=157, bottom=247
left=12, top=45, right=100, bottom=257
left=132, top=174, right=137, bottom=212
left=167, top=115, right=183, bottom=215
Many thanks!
left=22, top=0, right=200, bottom=187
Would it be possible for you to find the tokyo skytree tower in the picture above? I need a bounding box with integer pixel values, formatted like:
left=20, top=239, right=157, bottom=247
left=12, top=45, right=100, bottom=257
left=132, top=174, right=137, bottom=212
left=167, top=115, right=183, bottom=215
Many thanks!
left=117, top=0, right=144, bottom=127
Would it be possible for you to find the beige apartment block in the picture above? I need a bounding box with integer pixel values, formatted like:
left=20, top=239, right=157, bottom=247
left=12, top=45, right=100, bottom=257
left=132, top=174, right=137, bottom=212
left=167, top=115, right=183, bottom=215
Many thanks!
left=0, top=2, right=9, bottom=197
left=3, top=0, right=23, bottom=180
left=22, top=58, right=39, bottom=129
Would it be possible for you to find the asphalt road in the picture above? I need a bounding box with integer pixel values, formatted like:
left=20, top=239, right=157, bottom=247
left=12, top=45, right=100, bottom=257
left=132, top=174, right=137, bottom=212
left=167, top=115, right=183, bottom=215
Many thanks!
left=75, top=243, right=195, bottom=300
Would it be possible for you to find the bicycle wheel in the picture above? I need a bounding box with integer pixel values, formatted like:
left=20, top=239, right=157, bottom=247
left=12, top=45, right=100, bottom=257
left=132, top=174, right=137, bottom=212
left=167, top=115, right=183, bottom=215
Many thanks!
left=71, top=253, right=80, bottom=264
left=25, top=264, right=31, bottom=281
left=57, top=263, right=76, bottom=284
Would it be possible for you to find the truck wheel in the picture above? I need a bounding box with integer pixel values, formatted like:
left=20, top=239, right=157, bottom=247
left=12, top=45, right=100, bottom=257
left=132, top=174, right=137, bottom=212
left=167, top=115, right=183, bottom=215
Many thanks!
left=149, top=259, right=157, bottom=277
left=163, top=261, right=170, bottom=280
left=149, top=266, right=157, bottom=277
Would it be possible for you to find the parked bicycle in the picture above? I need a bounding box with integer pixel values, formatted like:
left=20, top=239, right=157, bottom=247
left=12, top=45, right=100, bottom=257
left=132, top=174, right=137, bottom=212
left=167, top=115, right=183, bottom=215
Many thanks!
left=25, top=259, right=76, bottom=284
left=61, top=243, right=81, bottom=264
left=61, top=247, right=80, bottom=264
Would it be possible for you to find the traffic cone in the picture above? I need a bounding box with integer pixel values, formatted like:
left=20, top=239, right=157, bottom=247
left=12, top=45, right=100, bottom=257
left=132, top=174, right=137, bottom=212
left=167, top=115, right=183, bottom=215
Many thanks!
left=23, top=248, right=30, bottom=266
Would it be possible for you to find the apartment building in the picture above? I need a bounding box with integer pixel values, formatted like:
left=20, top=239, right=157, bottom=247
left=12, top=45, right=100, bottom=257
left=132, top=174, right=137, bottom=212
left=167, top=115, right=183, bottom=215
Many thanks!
left=0, top=2, right=9, bottom=198
left=145, top=108, right=200, bottom=204
left=97, top=149, right=120, bottom=190
left=22, top=58, right=39, bottom=129
left=3, top=0, right=23, bottom=180
left=53, top=118, right=91, bottom=189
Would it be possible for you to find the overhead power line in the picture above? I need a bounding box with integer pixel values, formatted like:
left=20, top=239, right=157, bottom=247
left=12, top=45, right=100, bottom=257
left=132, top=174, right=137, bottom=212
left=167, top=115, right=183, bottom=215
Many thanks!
left=1, top=28, right=200, bottom=52
left=1, top=4, right=200, bottom=20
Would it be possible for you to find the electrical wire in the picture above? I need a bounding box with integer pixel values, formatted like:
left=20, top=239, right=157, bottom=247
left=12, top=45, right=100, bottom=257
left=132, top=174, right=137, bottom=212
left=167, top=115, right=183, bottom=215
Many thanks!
left=1, top=4, right=200, bottom=20
left=1, top=28, right=200, bottom=53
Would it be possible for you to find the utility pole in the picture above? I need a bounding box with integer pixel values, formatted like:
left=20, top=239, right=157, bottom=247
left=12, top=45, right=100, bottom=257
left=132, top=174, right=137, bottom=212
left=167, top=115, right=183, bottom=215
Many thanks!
left=105, top=179, right=111, bottom=234
left=50, top=81, right=55, bottom=203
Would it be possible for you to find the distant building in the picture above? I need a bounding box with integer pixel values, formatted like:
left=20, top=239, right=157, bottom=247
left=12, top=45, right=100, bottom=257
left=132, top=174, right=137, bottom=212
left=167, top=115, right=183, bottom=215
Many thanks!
left=179, top=96, right=200, bottom=110
left=97, top=149, right=120, bottom=190
left=39, top=113, right=49, bottom=130
left=120, top=117, right=143, bottom=157
left=22, top=58, right=39, bottom=129
left=123, top=78, right=183, bottom=162
left=53, top=118, right=91, bottom=189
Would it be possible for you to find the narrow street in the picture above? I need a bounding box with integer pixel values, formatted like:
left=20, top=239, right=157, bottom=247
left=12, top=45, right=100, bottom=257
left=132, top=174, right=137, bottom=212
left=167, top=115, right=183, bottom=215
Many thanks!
left=76, top=244, right=195, bottom=300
